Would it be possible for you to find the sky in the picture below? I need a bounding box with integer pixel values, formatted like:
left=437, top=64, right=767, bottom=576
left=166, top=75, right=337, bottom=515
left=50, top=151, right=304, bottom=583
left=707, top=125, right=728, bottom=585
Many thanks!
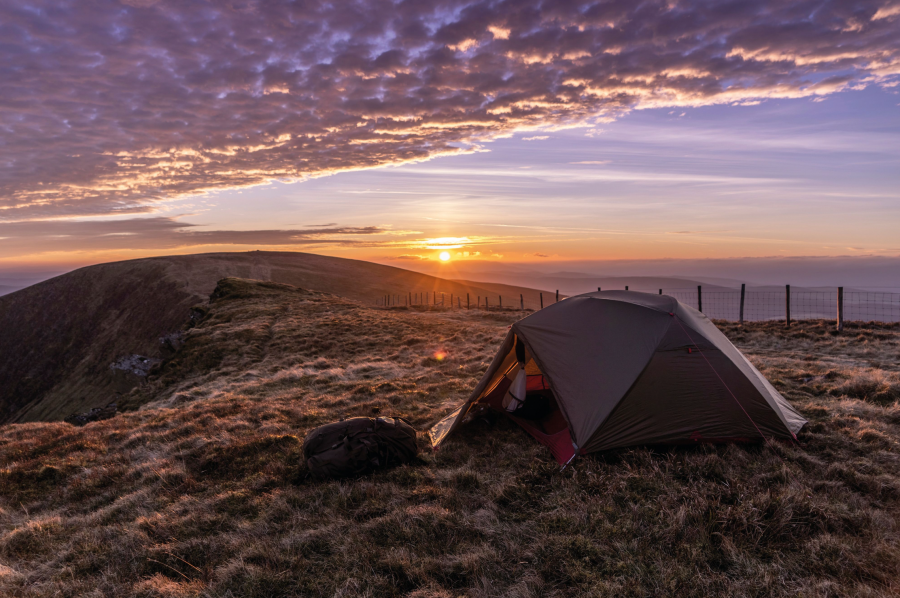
left=1, top=0, right=899, bottom=278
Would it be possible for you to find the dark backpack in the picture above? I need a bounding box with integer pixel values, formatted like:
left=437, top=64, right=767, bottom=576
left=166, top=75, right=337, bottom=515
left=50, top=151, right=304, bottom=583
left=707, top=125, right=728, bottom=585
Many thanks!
left=302, top=417, right=418, bottom=478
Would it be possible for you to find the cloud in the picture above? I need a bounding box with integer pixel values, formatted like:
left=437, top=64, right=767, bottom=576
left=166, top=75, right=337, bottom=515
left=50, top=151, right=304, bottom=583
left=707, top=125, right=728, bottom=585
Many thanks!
left=533, top=253, right=549, bottom=258
left=390, top=254, right=428, bottom=260
left=522, top=136, right=550, bottom=141
left=570, top=161, right=611, bottom=165
left=0, top=217, right=505, bottom=258
left=0, top=217, right=396, bottom=256
left=1, top=0, right=898, bottom=220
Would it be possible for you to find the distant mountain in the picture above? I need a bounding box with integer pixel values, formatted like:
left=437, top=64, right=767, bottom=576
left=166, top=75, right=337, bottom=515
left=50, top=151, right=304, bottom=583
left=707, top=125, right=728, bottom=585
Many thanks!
left=0, top=251, right=545, bottom=423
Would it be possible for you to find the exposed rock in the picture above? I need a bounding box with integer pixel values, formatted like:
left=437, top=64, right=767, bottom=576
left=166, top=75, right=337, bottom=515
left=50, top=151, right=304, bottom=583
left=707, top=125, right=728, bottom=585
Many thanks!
left=110, top=354, right=162, bottom=393
left=188, top=305, right=209, bottom=327
left=65, top=402, right=117, bottom=426
left=111, top=354, right=161, bottom=377
left=159, top=331, right=185, bottom=358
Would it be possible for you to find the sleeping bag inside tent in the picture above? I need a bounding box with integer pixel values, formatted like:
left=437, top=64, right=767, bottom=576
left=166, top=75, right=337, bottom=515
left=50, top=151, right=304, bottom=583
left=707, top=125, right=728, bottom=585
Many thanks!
left=429, top=291, right=807, bottom=464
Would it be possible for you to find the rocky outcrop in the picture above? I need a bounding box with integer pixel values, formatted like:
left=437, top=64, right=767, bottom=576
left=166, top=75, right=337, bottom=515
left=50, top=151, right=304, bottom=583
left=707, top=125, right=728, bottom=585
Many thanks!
left=64, top=402, right=117, bottom=426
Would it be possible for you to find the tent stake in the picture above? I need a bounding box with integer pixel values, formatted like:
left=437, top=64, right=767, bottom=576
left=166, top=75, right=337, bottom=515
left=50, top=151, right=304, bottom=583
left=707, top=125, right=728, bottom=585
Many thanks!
left=560, top=449, right=579, bottom=471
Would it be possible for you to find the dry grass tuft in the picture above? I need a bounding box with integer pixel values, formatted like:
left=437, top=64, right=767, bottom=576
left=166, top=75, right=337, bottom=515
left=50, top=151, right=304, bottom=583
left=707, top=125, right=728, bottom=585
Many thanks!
left=1, top=281, right=899, bottom=596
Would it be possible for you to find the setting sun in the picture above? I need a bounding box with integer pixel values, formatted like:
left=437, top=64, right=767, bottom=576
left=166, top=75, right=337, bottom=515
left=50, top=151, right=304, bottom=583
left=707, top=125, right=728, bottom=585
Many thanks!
left=439, top=251, right=451, bottom=261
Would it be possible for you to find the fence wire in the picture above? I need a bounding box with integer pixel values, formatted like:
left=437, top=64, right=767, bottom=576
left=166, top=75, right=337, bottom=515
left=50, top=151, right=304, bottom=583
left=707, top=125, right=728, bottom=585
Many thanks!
left=377, top=288, right=900, bottom=327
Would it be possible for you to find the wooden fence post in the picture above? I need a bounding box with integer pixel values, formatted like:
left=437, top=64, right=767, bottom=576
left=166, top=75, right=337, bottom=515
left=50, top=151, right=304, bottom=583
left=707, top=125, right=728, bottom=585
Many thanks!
left=597, top=287, right=601, bottom=292
left=785, top=285, right=791, bottom=327
left=540, top=293, right=543, bottom=309
left=408, top=292, right=411, bottom=305
left=499, top=295, right=502, bottom=309
left=486, top=296, right=489, bottom=309
left=625, top=286, right=628, bottom=291
left=837, top=287, right=844, bottom=331
left=467, top=293, right=470, bottom=309
left=556, top=290, right=559, bottom=302
left=442, top=293, right=444, bottom=306
left=739, top=284, right=745, bottom=326
left=450, top=293, right=453, bottom=308
left=520, top=294, right=524, bottom=310
left=697, top=285, right=702, bottom=313
left=658, top=289, right=662, bottom=295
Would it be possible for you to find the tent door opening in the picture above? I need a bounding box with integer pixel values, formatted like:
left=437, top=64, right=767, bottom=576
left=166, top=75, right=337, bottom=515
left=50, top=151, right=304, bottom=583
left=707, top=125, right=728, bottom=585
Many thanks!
left=476, top=339, right=576, bottom=463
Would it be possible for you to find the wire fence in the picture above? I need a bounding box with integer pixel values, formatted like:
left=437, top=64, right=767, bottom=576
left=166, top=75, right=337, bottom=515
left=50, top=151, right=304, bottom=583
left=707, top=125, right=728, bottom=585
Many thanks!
left=376, top=287, right=900, bottom=328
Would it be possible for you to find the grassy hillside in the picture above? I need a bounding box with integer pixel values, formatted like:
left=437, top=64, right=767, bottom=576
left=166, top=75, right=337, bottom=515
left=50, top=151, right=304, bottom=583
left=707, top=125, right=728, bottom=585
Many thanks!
left=0, top=252, right=544, bottom=424
left=0, top=278, right=898, bottom=596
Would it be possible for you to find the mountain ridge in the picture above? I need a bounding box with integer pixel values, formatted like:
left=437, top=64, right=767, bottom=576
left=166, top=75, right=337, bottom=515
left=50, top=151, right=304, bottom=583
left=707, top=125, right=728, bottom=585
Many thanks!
left=0, top=251, right=549, bottom=423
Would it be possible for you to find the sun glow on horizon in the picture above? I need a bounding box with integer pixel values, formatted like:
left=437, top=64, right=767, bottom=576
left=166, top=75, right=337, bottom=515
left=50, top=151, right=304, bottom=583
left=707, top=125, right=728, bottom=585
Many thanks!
left=439, top=251, right=451, bottom=261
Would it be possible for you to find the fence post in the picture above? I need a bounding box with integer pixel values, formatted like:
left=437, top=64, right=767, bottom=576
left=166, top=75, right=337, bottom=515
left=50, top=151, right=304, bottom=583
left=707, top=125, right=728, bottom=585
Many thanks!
left=540, top=293, right=543, bottom=309
left=739, top=284, right=745, bottom=326
left=458, top=297, right=461, bottom=308
left=442, top=293, right=444, bottom=306
left=785, top=285, right=791, bottom=328
left=499, top=295, right=502, bottom=309
left=625, top=286, right=628, bottom=291
left=837, top=287, right=844, bottom=331
left=697, top=285, right=702, bottom=313
left=409, top=291, right=411, bottom=305
left=433, top=292, right=436, bottom=306
left=556, top=290, right=559, bottom=302
left=467, top=293, right=470, bottom=309
left=520, top=294, right=524, bottom=310
left=658, top=289, right=662, bottom=295
left=597, top=287, right=601, bottom=292
left=486, top=296, right=489, bottom=310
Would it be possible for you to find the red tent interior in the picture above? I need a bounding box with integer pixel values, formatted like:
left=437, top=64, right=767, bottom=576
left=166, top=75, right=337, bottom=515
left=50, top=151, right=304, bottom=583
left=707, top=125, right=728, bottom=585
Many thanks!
left=478, top=370, right=576, bottom=464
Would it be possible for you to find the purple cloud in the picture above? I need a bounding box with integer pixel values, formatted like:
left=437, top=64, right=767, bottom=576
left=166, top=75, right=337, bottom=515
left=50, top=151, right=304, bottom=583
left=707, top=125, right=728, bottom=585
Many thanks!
left=1, top=0, right=898, bottom=220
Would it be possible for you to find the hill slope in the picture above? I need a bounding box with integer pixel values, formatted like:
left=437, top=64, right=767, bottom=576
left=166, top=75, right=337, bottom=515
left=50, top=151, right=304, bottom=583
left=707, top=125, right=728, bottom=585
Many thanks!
left=0, top=278, right=897, bottom=596
left=0, top=251, right=546, bottom=424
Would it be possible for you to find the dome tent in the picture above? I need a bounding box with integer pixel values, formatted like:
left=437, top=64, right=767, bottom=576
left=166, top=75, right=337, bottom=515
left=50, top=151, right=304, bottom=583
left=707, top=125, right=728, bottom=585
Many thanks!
left=429, top=291, right=806, bottom=464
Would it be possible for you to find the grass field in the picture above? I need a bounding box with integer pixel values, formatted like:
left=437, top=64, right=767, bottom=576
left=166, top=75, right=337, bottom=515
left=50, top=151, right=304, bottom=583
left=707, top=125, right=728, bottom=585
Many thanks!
left=1, top=278, right=899, bottom=597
